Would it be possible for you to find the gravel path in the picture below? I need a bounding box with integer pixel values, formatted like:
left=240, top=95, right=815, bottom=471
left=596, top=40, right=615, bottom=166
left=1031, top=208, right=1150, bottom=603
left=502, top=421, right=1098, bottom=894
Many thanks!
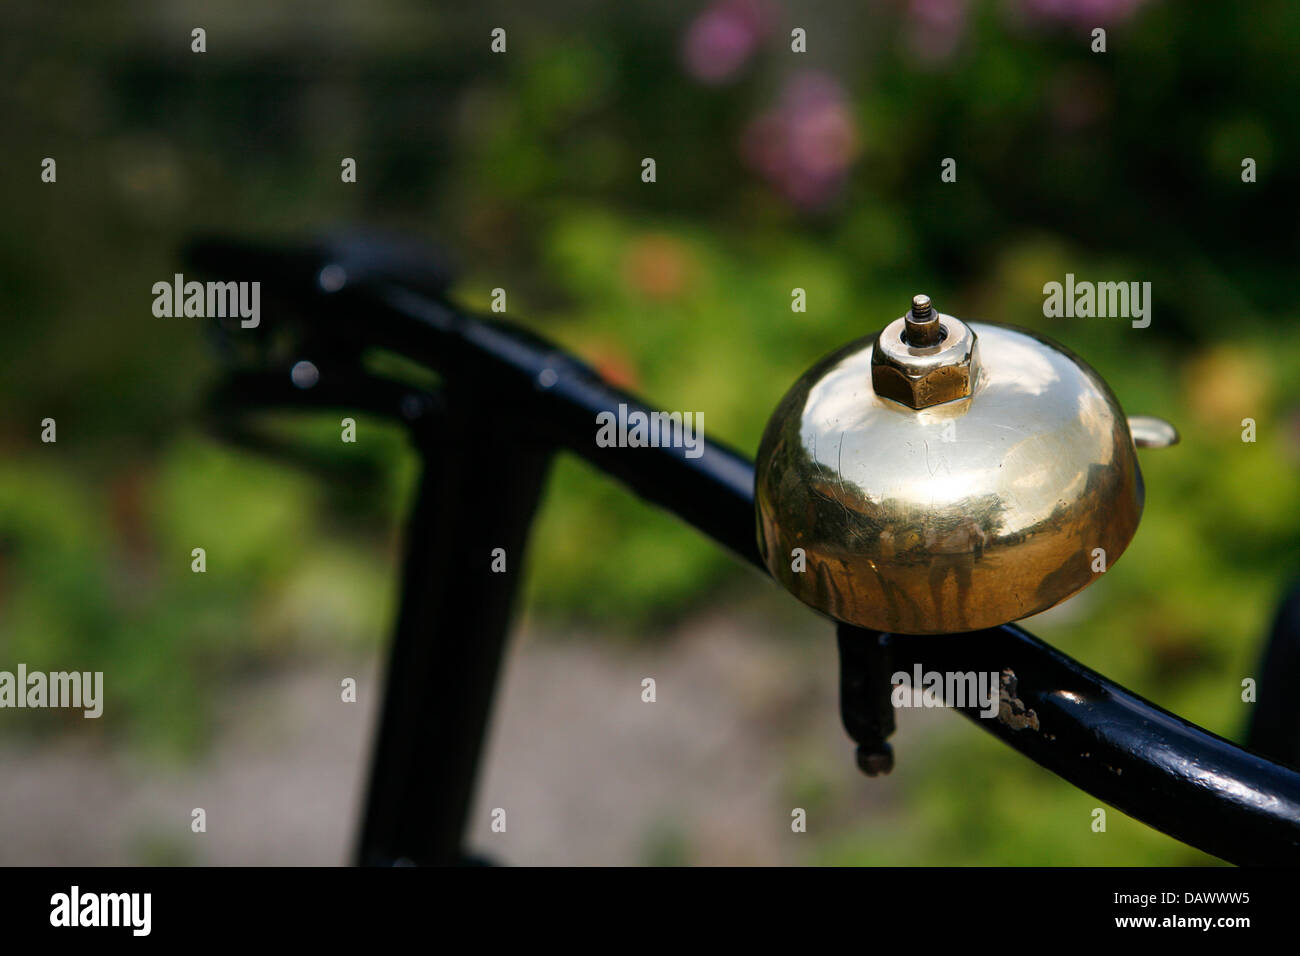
left=0, top=606, right=944, bottom=865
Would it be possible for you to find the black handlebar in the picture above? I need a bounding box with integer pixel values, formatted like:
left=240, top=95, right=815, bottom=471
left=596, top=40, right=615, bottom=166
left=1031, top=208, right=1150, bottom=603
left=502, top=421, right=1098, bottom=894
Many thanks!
left=189, top=232, right=1300, bottom=866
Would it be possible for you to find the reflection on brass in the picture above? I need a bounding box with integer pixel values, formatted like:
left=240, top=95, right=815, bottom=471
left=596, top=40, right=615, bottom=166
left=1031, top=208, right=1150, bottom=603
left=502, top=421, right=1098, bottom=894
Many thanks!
left=755, top=299, right=1175, bottom=635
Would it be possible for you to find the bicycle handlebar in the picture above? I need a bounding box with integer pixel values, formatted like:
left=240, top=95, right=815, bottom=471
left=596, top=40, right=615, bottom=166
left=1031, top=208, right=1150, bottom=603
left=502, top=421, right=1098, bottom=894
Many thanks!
left=189, top=233, right=1300, bottom=865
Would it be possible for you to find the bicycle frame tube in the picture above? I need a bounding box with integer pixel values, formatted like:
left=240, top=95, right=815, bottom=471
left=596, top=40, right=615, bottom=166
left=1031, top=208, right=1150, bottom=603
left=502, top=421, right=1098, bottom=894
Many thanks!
left=355, top=387, right=553, bottom=866
left=192, top=236, right=1300, bottom=866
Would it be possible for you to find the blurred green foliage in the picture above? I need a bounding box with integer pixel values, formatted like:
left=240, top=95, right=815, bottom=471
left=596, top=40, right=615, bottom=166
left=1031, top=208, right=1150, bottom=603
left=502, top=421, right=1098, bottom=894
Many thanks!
left=3, top=0, right=1300, bottom=862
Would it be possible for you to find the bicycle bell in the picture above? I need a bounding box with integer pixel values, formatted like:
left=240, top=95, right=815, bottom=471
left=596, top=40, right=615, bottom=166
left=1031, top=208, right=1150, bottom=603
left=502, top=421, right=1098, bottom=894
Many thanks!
left=755, top=295, right=1178, bottom=634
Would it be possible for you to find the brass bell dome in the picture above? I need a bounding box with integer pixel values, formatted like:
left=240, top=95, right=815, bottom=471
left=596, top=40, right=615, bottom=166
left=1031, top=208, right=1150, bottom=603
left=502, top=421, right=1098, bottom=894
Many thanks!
left=755, top=296, right=1177, bottom=634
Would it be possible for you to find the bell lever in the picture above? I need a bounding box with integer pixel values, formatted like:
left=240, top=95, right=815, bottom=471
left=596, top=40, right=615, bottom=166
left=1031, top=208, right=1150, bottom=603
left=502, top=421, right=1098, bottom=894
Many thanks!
left=1127, top=414, right=1180, bottom=449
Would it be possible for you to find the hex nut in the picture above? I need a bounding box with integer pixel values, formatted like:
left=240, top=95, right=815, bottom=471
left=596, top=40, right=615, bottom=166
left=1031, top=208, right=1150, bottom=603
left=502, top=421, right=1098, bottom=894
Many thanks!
left=871, top=314, right=978, bottom=409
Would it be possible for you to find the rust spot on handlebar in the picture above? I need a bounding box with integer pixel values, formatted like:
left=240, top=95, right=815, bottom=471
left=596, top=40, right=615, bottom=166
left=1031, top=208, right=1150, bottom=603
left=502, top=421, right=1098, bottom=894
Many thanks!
left=998, top=668, right=1040, bottom=731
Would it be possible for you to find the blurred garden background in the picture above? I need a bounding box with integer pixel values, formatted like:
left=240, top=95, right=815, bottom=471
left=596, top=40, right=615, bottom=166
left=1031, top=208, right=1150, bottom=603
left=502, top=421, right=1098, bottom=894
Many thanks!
left=3, top=0, right=1300, bottom=864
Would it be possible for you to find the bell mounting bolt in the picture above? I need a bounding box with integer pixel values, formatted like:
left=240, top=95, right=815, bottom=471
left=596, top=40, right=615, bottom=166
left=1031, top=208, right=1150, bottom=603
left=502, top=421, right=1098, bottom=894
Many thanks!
left=870, top=294, right=979, bottom=410
left=903, top=293, right=942, bottom=347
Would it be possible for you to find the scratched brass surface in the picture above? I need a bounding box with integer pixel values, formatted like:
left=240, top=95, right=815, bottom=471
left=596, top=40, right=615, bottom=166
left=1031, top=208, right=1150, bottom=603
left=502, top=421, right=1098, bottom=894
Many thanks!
left=755, top=323, right=1144, bottom=634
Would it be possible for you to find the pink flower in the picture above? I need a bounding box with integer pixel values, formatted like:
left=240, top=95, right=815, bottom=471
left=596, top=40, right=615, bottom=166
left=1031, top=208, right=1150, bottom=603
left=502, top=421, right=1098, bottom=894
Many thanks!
left=741, top=72, right=861, bottom=209
left=682, top=0, right=774, bottom=84
left=905, top=0, right=971, bottom=65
